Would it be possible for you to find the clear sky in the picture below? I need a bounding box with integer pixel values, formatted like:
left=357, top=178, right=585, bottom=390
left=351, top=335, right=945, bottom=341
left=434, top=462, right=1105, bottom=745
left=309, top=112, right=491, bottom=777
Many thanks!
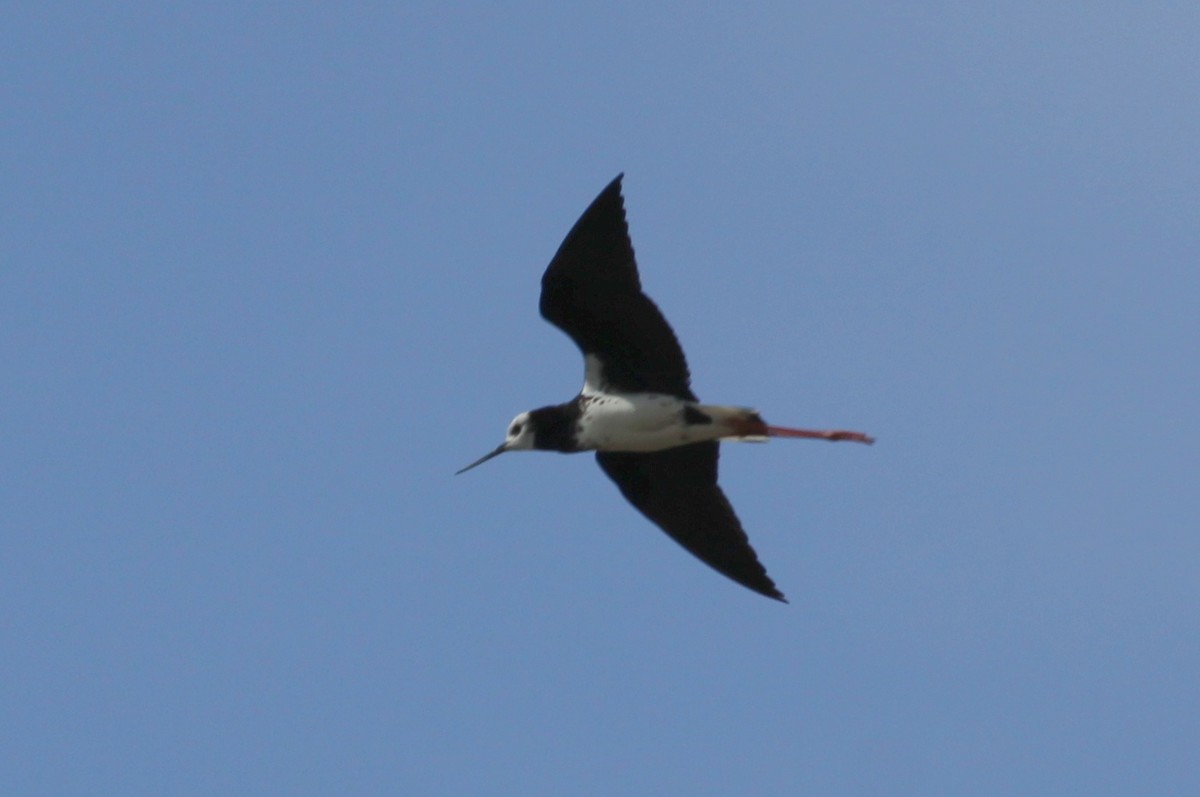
left=3, top=4, right=1197, bottom=795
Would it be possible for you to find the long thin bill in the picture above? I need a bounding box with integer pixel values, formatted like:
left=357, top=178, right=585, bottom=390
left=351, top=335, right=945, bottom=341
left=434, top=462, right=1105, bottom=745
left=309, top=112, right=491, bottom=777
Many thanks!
left=454, top=443, right=507, bottom=475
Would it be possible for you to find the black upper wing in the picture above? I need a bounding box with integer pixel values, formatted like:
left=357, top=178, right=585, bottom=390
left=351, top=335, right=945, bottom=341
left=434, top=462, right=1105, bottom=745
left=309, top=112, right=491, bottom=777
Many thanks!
left=539, top=175, right=696, bottom=400
left=596, top=443, right=785, bottom=601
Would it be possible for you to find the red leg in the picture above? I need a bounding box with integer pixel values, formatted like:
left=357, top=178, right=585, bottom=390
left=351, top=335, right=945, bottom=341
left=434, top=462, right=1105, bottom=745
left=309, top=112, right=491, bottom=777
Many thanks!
left=765, top=426, right=875, bottom=445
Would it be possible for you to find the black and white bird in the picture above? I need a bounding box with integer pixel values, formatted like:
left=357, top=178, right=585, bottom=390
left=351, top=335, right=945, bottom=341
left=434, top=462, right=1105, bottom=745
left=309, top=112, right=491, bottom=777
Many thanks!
left=458, top=175, right=872, bottom=601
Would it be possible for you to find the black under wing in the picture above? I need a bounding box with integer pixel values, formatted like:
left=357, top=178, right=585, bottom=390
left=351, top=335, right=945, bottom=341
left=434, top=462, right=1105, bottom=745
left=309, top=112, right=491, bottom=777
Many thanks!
left=539, top=174, right=696, bottom=401
left=596, top=443, right=786, bottom=601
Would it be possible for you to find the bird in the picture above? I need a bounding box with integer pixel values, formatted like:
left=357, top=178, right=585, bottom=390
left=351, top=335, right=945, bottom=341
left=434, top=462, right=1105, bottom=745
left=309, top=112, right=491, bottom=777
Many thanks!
left=457, top=174, right=873, bottom=601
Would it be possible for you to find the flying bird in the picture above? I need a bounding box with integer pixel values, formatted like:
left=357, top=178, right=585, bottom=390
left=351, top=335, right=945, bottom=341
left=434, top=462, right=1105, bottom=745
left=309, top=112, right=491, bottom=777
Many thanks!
left=458, top=175, right=873, bottom=601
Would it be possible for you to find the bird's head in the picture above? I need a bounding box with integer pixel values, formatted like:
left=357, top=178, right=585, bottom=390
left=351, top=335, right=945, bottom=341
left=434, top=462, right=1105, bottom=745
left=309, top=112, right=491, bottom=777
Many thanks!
left=455, top=411, right=537, bottom=475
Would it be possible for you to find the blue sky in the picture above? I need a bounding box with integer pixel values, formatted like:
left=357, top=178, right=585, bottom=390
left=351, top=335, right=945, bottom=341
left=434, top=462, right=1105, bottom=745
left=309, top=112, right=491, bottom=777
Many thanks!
left=3, top=3, right=1197, bottom=795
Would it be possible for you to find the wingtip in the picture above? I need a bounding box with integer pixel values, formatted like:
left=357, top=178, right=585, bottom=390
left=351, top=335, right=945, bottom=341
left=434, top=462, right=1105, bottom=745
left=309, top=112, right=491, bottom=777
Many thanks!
left=748, top=578, right=788, bottom=603
left=750, top=571, right=788, bottom=602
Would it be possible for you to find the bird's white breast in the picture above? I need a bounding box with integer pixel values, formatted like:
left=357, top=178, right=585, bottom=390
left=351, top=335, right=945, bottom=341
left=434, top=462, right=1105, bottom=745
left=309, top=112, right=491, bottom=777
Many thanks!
left=576, top=393, right=707, bottom=452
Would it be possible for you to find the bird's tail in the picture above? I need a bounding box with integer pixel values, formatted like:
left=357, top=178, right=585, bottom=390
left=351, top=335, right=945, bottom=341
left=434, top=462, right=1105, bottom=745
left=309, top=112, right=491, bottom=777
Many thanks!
left=698, top=406, right=770, bottom=442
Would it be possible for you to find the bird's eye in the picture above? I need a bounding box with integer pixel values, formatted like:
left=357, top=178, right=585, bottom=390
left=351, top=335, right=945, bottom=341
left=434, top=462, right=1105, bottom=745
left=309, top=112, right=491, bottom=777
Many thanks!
left=510, top=424, right=522, bottom=436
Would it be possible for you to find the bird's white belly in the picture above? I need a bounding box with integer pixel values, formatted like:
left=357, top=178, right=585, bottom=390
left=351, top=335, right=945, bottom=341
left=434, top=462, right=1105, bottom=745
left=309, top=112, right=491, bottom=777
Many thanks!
left=577, top=393, right=709, bottom=452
